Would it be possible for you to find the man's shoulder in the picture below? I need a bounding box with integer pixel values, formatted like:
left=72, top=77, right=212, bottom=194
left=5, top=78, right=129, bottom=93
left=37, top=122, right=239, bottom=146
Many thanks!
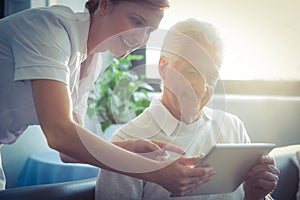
left=111, top=109, right=162, bottom=140
left=204, top=107, right=244, bottom=124
left=204, top=107, right=250, bottom=143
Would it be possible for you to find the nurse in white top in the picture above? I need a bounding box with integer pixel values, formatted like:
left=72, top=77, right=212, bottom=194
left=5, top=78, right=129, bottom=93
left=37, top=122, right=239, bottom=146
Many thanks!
left=0, top=0, right=211, bottom=194
left=96, top=19, right=280, bottom=200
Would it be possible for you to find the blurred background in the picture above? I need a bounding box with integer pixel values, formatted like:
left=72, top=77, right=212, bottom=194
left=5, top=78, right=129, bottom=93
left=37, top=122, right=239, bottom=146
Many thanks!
left=0, top=0, right=299, bottom=189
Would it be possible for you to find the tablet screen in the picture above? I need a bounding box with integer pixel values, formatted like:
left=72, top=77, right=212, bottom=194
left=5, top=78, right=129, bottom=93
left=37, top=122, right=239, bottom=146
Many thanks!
left=187, top=143, right=275, bottom=196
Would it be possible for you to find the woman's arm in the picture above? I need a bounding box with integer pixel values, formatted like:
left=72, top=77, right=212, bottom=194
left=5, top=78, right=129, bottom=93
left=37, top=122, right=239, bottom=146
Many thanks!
left=31, top=79, right=213, bottom=196
left=59, top=113, right=85, bottom=163
left=60, top=114, right=181, bottom=162
left=31, top=79, right=157, bottom=170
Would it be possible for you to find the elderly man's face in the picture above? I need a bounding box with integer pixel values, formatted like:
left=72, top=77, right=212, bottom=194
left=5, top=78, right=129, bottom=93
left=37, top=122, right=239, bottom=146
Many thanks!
left=164, top=58, right=208, bottom=118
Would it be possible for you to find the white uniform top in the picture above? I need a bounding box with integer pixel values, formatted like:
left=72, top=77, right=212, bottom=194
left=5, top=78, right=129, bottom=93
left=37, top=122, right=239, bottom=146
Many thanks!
left=0, top=5, right=103, bottom=190
left=0, top=5, right=102, bottom=144
left=96, top=98, right=251, bottom=200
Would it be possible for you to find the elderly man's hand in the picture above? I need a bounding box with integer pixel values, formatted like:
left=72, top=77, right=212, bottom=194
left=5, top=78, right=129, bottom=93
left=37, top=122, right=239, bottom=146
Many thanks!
left=243, top=155, right=280, bottom=200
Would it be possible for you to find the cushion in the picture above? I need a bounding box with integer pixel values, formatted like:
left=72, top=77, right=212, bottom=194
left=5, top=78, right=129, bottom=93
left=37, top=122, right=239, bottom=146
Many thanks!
left=269, top=145, right=300, bottom=200
left=0, top=178, right=96, bottom=200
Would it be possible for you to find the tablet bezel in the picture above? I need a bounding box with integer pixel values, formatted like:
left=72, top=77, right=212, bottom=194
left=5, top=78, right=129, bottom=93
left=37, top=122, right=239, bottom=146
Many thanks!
left=187, top=143, right=275, bottom=196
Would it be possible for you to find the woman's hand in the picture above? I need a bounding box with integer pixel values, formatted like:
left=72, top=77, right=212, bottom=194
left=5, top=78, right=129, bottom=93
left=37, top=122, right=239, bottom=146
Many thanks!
left=113, top=140, right=217, bottom=195
left=146, top=156, right=216, bottom=196
left=244, top=155, right=280, bottom=200
left=113, top=139, right=185, bottom=160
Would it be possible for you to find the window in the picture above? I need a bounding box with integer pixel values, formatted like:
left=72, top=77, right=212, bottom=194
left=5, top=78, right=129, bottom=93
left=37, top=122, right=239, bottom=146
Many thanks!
left=145, top=0, right=300, bottom=96
left=146, top=0, right=300, bottom=81
left=31, top=0, right=300, bottom=95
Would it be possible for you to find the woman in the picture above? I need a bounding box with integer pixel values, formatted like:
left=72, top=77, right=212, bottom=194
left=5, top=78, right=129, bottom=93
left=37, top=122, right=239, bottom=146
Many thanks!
left=0, top=0, right=207, bottom=195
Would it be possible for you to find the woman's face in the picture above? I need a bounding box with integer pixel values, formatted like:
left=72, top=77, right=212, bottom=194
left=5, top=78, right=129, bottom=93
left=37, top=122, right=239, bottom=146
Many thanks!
left=89, top=1, right=164, bottom=57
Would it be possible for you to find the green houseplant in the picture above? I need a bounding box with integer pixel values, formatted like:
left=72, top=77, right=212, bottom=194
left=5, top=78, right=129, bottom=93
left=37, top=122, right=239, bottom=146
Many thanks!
left=87, top=53, right=154, bottom=132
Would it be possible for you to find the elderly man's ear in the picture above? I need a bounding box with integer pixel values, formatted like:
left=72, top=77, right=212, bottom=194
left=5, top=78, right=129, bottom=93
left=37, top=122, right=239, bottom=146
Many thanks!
left=158, top=56, right=169, bottom=80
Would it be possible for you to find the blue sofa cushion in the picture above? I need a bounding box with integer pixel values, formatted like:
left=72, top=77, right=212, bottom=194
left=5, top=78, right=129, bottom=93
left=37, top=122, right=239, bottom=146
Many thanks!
left=270, top=145, right=300, bottom=200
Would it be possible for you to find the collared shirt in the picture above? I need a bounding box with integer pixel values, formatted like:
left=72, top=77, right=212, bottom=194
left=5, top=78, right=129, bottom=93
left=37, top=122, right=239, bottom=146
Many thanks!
left=0, top=5, right=102, bottom=144
left=96, top=98, right=251, bottom=200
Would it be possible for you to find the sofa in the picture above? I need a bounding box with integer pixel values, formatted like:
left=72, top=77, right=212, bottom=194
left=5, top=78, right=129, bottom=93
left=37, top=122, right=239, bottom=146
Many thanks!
left=0, top=145, right=299, bottom=200
left=0, top=178, right=97, bottom=200
left=270, top=145, right=300, bottom=200
left=1, top=94, right=299, bottom=199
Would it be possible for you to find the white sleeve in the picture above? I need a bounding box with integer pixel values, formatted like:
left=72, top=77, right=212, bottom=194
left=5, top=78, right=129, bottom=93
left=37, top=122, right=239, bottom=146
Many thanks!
left=12, top=12, right=71, bottom=84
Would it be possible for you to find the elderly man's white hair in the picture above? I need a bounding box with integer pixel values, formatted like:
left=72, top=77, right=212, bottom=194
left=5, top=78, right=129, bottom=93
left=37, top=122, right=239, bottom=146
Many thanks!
left=161, top=18, right=223, bottom=68
left=160, top=18, right=223, bottom=92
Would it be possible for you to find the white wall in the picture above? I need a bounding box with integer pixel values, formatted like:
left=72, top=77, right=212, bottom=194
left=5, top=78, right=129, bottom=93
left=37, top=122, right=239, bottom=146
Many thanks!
left=211, top=95, right=300, bottom=146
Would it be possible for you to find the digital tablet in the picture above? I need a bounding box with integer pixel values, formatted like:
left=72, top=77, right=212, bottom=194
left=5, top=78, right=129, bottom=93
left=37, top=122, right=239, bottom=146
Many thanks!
left=187, top=143, right=275, bottom=196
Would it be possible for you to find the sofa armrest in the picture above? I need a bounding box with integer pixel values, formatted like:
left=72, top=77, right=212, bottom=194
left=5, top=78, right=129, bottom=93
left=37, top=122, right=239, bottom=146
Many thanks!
left=270, top=146, right=299, bottom=200
left=0, top=178, right=96, bottom=200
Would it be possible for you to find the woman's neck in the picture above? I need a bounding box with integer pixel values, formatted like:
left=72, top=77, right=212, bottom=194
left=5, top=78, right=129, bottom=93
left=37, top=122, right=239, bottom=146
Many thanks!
left=87, top=13, right=106, bottom=54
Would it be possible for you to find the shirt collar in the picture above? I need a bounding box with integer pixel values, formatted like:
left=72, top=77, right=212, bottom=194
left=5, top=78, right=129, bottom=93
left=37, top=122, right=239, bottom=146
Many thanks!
left=149, top=98, right=212, bottom=136
left=203, top=107, right=213, bottom=120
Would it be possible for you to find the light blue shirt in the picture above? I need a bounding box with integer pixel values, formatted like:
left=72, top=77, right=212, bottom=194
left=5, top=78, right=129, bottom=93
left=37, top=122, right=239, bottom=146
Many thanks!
left=96, top=98, right=250, bottom=200
left=0, top=5, right=102, bottom=190
left=0, top=5, right=93, bottom=144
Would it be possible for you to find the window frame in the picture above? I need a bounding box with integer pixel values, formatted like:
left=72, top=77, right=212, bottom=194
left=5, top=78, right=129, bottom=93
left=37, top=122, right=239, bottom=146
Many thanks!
left=131, top=48, right=300, bottom=97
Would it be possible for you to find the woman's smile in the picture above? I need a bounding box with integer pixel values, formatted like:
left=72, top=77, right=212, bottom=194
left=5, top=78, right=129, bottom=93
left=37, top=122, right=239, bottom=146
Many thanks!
left=120, top=35, right=136, bottom=49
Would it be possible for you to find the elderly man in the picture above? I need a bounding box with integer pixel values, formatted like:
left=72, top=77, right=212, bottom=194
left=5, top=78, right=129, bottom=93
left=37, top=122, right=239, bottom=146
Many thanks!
left=95, top=19, right=279, bottom=200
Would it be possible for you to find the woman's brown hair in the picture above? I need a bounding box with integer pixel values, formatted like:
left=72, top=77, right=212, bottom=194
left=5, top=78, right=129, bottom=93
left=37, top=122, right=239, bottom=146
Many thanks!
left=85, top=0, right=170, bottom=14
